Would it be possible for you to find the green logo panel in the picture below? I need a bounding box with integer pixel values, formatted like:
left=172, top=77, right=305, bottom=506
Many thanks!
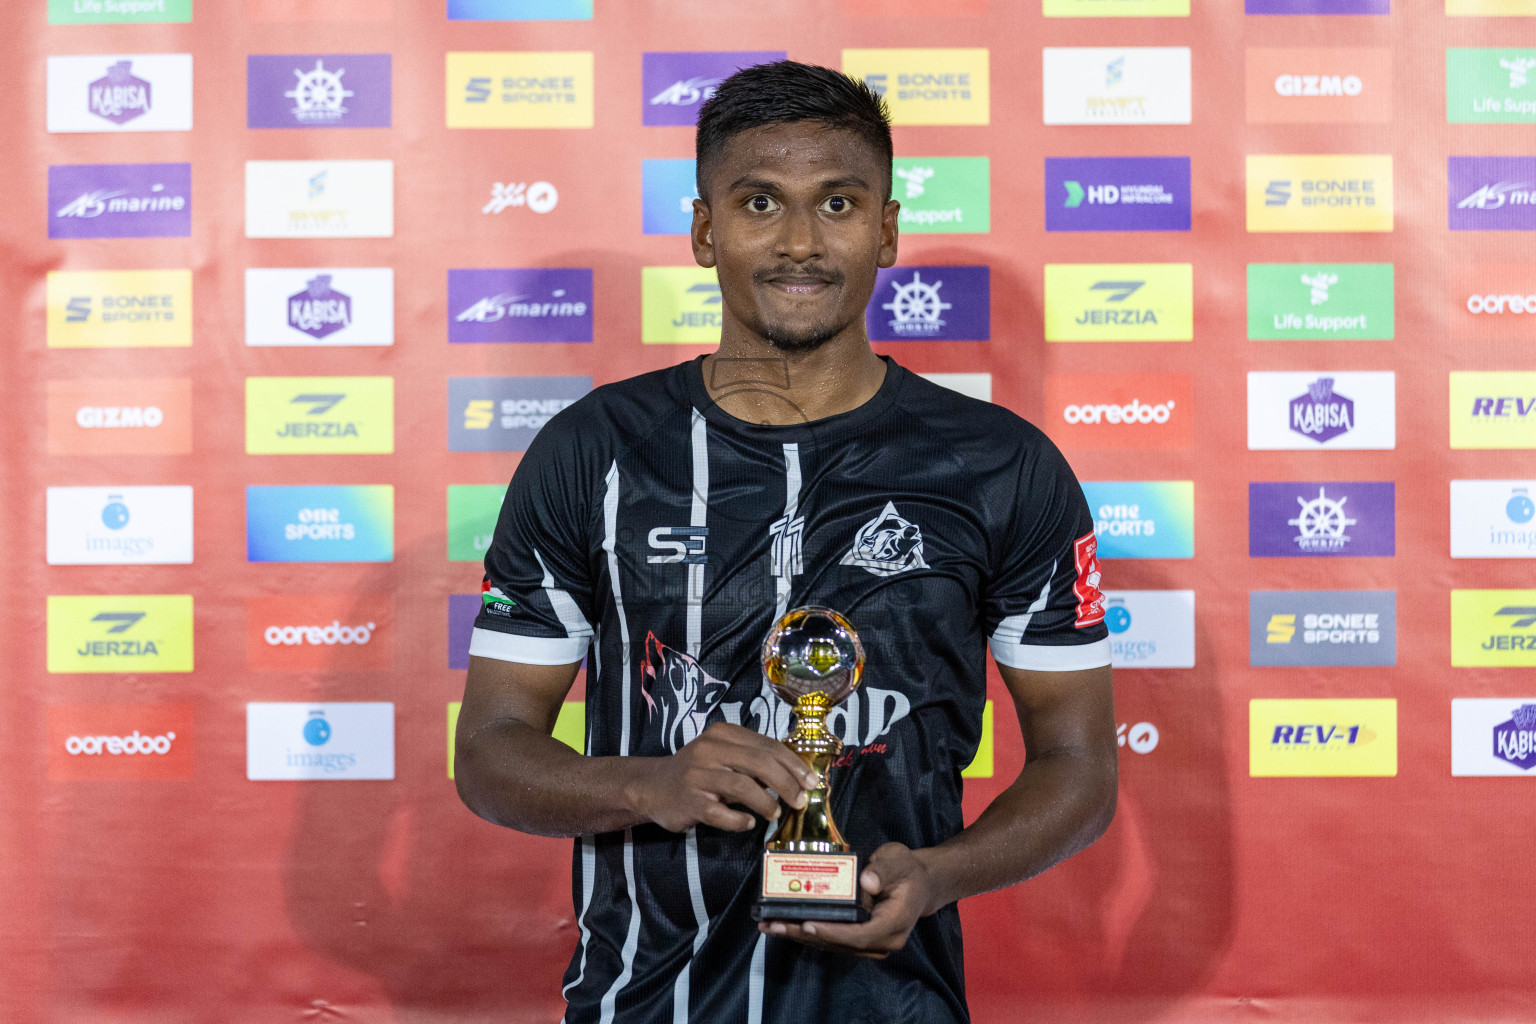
left=1448, top=49, right=1536, bottom=123
left=1247, top=264, right=1394, bottom=341
left=448, top=485, right=506, bottom=562
left=50, top=0, right=192, bottom=23
left=893, top=157, right=989, bottom=234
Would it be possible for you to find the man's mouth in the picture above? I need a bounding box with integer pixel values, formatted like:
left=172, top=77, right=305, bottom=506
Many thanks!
left=759, top=273, right=840, bottom=297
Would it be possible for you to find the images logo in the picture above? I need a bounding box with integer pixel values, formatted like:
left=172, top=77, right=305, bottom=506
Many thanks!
left=245, top=377, right=394, bottom=455
left=1080, top=481, right=1194, bottom=558
left=449, top=269, right=593, bottom=343
left=446, top=52, right=594, bottom=128
left=1245, top=48, right=1391, bottom=123
left=448, top=0, right=593, bottom=18
left=892, top=157, right=989, bottom=234
left=49, top=163, right=191, bottom=239
left=47, top=55, right=193, bottom=133
left=1045, top=0, right=1189, bottom=15
left=1246, top=371, right=1396, bottom=450
left=1247, top=263, right=1393, bottom=340
left=1249, top=482, right=1395, bottom=557
left=1102, top=590, right=1195, bottom=668
left=245, top=268, right=392, bottom=347
left=1249, top=699, right=1397, bottom=778
left=448, top=376, right=590, bottom=452
left=1451, top=480, right=1536, bottom=557
left=642, top=267, right=723, bottom=344
left=1452, top=699, right=1536, bottom=775
left=47, top=595, right=194, bottom=673
left=46, top=377, right=192, bottom=455
left=245, top=160, right=393, bottom=238
left=867, top=266, right=990, bottom=341
left=1450, top=371, right=1536, bottom=449
left=1045, top=374, right=1192, bottom=449
left=1250, top=591, right=1396, bottom=666
left=1450, top=157, right=1536, bottom=230
left=642, top=51, right=785, bottom=126
left=47, top=704, right=193, bottom=781
left=1044, top=263, right=1192, bottom=341
left=1246, top=155, right=1393, bottom=232
left=246, top=595, right=391, bottom=671
left=842, top=48, right=989, bottom=126
left=49, top=0, right=191, bottom=22
left=46, top=269, right=191, bottom=349
left=247, top=53, right=391, bottom=129
left=46, top=486, right=193, bottom=565
left=246, top=703, right=395, bottom=780
left=1046, top=157, right=1191, bottom=232
left=642, top=159, right=700, bottom=235
left=246, top=485, right=394, bottom=563
left=448, top=485, right=506, bottom=561
left=1042, top=48, right=1191, bottom=125
left=1452, top=590, right=1536, bottom=666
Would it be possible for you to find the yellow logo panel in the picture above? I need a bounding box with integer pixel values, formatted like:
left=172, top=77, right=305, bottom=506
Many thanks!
left=47, top=595, right=194, bottom=674
left=1448, top=0, right=1536, bottom=12
left=641, top=267, right=722, bottom=345
left=842, top=49, right=989, bottom=126
left=1045, top=0, right=1188, bottom=13
left=1451, top=590, right=1536, bottom=666
left=46, top=270, right=192, bottom=348
left=1044, top=264, right=1192, bottom=342
left=245, top=376, right=395, bottom=454
left=1246, top=155, right=1393, bottom=233
left=1250, top=699, right=1397, bottom=777
left=446, top=52, right=594, bottom=128
left=1450, top=372, right=1536, bottom=449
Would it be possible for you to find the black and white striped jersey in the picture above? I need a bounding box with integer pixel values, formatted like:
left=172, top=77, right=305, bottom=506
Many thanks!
left=472, top=356, right=1109, bottom=1024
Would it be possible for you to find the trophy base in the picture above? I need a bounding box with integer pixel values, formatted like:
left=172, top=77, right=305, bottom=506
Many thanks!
left=752, top=850, right=873, bottom=924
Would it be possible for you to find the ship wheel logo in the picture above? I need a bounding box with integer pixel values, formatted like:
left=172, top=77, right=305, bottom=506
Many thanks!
left=1287, top=486, right=1355, bottom=552
left=286, top=59, right=354, bottom=123
left=882, top=271, right=952, bottom=337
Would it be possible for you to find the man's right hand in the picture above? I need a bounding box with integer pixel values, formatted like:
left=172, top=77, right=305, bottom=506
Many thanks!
left=624, top=722, right=820, bottom=833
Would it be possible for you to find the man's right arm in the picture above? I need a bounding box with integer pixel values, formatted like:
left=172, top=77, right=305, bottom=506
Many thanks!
left=454, top=654, right=818, bottom=839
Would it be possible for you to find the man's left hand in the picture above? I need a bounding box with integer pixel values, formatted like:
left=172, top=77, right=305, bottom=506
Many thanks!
left=757, top=842, right=939, bottom=959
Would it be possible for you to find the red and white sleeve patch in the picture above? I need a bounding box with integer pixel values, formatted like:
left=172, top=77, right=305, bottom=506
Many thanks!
left=1072, top=532, right=1105, bottom=628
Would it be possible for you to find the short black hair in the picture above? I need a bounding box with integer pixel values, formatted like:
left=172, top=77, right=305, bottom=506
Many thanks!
left=695, top=60, right=893, bottom=203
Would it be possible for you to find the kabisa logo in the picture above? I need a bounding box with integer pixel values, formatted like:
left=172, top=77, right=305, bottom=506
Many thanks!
left=1452, top=699, right=1536, bottom=776
left=1245, top=155, right=1393, bottom=232
left=1289, top=377, right=1354, bottom=443
left=1249, top=699, right=1397, bottom=779
left=1102, top=590, right=1196, bottom=668
left=446, top=51, right=595, bottom=129
left=1247, top=371, right=1395, bottom=450
left=1249, top=590, right=1396, bottom=666
left=893, top=156, right=990, bottom=234
left=1044, top=263, right=1192, bottom=341
left=867, top=266, right=990, bottom=341
left=247, top=54, right=392, bottom=129
left=46, top=595, right=194, bottom=673
left=246, top=595, right=392, bottom=670
left=448, top=376, right=591, bottom=451
left=1246, top=262, right=1394, bottom=340
left=642, top=158, right=699, bottom=235
left=89, top=60, right=151, bottom=124
left=1080, top=481, right=1195, bottom=559
left=447, top=0, right=593, bottom=19
left=449, top=269, right=593, bottom=343
left=1045, top=374, right=1193, bottom=449
left=1447, top=50, right=1536, bottom=124
left=483, top=180, right=558, bottom=214
left=1041, top=47, right=1192, bottom=125
left=1046, top=157, right=1191, bottom=231
left=1450, top=372, right=1536, bottom=449
left=1248, top=482, right=1395, bottom=558
left=47, top=54, right=192, bottom=133
left=1451, top=590, right=1536, bottom=666
left=1495, top=704, right=1536, bottom=769
left=288, top=275, right=351, bottom=339
left=641, top=51, right=785, bottom=126
left=245, top=485, right=395, bottom=563
left=49, top=163, right=191, bottom=239
left=841, top=502, right=929, bottom=577
left=46, top=485, right=194, bottom=566
left=1245, top=0, right=1390, bottom=11
left=642, top=266, right=723, bottom=344
left=46, top=269, right=192, bottom=349
left=842, top=48, right=990, bottom=126
left=245, top=376, right=394, bottom=454
left=1245, top=48, right=1391, bottom=124
left=47, top=705, right=194, bottom=781
left=1450, top=157, right=1536, bottom=230
left=1450, top=480, right=1536, bottom=558
left=245, top=268, right=392, bottom=348
left=46, top=377, right=193, bottom=455
left=246, top=703, right=395, bottom=780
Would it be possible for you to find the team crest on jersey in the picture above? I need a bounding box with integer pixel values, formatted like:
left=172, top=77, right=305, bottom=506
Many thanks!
left=1073, top=532, right=1106, bottom=628
left=641, top=632, right=731, bottom=753
left=841, top=501, right=929, bottom=577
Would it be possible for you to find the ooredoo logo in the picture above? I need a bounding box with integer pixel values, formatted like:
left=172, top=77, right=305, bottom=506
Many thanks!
left=1045, top=374, right=1192, bottom=449
left=48, top=704, right=193, bottom=780
left=246, top=594, right=392, bottom=670
left=46, top=377, right=192, bottom=455
left=1454, top=266, right=1536, bottom=339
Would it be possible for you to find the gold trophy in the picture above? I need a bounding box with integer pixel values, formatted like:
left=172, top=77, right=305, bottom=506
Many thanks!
left=752, top=606, right=873, bottom=923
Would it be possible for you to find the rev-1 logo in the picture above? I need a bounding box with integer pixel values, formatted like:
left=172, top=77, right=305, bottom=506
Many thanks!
left=1472, top=396, right=1536, bottom=417
left=647, top=526, right=707, bottom=564
left=1270, top=723, right=1369, bottom=746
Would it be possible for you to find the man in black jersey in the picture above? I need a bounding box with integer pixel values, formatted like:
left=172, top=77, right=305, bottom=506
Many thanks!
left=455, top=61, right=1117, bottom=1024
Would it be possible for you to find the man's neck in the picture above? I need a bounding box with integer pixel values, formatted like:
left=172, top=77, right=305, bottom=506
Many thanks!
left=701, top=329, right=888, bottom=427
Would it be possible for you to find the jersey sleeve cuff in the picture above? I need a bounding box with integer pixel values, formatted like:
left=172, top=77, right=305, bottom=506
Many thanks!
left=989, top=637, right=1111, bottom=672
left=469, top=626, right=590, bottom=666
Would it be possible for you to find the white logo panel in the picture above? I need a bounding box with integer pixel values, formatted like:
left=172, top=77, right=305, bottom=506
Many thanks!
left=244, top=268, right=395, bottom=347
left=1451, top=480, right=1536, bottom=558
left=1247, top=371, right=1396, bottom=450
left=46, top=54, right=193, bottom=133
left=46, top=485, right=193, bottom=565
left=244, top=160, right=394, bottom=239
left=1452, top=699, right=1536, bottom=776
left=919, top=373, right=993, bottom=402
left=246, top=702, right=394, bottom=781
left=1103, top=590, right=1195, bottom=669
left=1042, top=48, right=1192, bottom=126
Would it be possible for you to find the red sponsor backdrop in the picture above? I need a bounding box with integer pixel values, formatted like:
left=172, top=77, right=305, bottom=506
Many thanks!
left=3, top=1, right=1535, bottom=1022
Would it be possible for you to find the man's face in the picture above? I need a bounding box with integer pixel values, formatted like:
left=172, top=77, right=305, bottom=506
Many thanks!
left=692, top=122, right=899, bottom=352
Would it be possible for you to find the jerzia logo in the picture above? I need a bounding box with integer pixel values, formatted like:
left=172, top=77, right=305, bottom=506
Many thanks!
left=841, top=502, right=929, bottom=577
left=1451, top=590, right=1536, bottom=666
left=245, top=377, right=394, bottom=454
left=642, top=267, right=723, bottom=344
left=47, top=595, right=194, bottom=673
left=1045, top=263, right=1192, bottom=342
left=867, top=266, right=990, bottom=341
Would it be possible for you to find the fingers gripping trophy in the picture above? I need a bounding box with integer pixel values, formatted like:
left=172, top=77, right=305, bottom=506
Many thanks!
left=752, top=607, right=874, bottom=923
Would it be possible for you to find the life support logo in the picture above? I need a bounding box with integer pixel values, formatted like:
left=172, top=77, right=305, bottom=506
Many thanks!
left=246, top=595, right=392, bottom=670
left=893, top=157, right=990, bottom=234
left=1245, top=48, right=1391, bottom=123
left=1447, top=49, right=1536, bottom=124
left=842, top=48, right=990, bottom=126
left=1246, top=262, right=1394, bottom=340
left=1249, top=699, right=1397, bottom=778
left=448, top=484, right=508, bottom=561
left=445, top=51, right=594, bottom=128
left=48, top=704, right=194, bottom=780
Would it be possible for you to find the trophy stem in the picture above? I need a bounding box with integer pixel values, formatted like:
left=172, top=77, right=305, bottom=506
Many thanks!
left=768, top=694, right=847, bottom=854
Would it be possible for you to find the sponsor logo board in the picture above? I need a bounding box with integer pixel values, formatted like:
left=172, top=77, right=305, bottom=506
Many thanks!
left=246, top=485, right=394, bottom=563
left=1447, top=49, right=1536, bottom=123
left=1452, top=590, right=1536, bottom=666
left=448, top=0, right=593, bottom=17
left=246, top=595, right=391, bottom=670
left=867, top=266, right=989, bottom=341
left=1249, top=482, right=1394, bottom=557
left=1102, top=590, right=1195, bottom=668
left=642, top=159, right=699, bottom=236
left=920, top=373, right=992, bottom=401
left=47, top=705, right=193, bottom=780
left=449, top=485, right=506, bottom=561
left=842, top=48, right=990, bottom=126
left=49, top=163, right=191, bottom=239
left=642, top=266, right=722, bottom=344
left=1246, top=155, right=1393, bottom=232
left=1450, top=372, right=1536, bottom=448
left=642, top=51, right=784, bottom=126
left=245, top=160, right=393, bottom=238
left=446, top=51, right=594, bottom=128
left=1247, top=371, right=1396, bottom=450
left=245, top=268, right=393, bottom=347
left=1452, top=699, right=1536, bottom=775
left=448, top=377, right=590, bottom=452
left=245, top=377, right=393, bottom=455
left=1250, top=590, right=1396, bottom=666
left=1044, top=0, right=1189, bottom=15
left=1450, top=157, right=1536, bottom=230
left=1245, top=48, right=1391, bottom=123
left=1042, top=48, right=1191, bottom=125
left=449, top=593, right=479, bottom=670
left=47, top=55, right=192, bottom=133
left=47, top=594, right=194, bottom=673
left=1247, top=263, right=1393, bottom=340
left=1249, top=699, right=1397, bottom=778
left=246, top=702, right=394, bottom=780
left=46, top=377, right=192, bottom=455
left=1046, top=156, right=1191, bottom=232
left=1080, top=481, right=1194, bottom=559
left=49, top=0, right=191, bottom=22
left=448, top=269, right=593, bottom=343
left=247, top=53, right=391, bottom=129
left=1045, top=374, right=1192, bottom=449
left=47, top=269, right=191, bottom=349
left=1453, top=264, right=1536, bottom=338
left=1044, top=263, right=1191, bottom=341
left=47, top=486, right=193, bottom=565
left=893, top=157, right=989, bottom=234
left=1451, top=480, right=1536, bottom=558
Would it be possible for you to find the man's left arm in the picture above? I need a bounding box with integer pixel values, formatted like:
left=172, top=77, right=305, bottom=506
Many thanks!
left=761, top=665, right=1116, bottom=957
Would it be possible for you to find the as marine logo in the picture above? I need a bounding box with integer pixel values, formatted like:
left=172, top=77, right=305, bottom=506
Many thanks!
left=841, top=502, right=929, bottom=577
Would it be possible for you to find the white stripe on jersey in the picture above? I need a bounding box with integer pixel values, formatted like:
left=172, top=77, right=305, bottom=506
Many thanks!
left=535, top=547, right=594, bottom=638
left=561, top=836, right=598, bottom=1009
left=989, top=561, right=1055, bottom=646
left=774, top=443, right=802, bottom=619
left=746, top=932, right=767, bottom=1024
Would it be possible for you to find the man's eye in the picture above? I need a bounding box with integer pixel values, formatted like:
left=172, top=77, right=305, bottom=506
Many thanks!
left=822, top=195, right=850, bottom=213
left=748, top=195, right=777, bottom=212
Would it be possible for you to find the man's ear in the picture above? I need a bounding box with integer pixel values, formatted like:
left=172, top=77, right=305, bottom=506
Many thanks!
left=691, top=198, right=716, bottom=269
left=878, top=198, right=900, bottom=269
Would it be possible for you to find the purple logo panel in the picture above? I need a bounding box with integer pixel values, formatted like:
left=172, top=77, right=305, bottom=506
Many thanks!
left=1249, top=482, right=1395, bottom=557
left=248, top=54, right=392, bottom=129
left=448, top=269, right=594, bottom=343
left=1246, top=0, right=1388, bottom=11
left=641, top=51, right=784, bottom=126
left=1046, top=157, right=1191, bottom=232
left=449, top=594, right=478, bottom=670
left=1449, top=157, right=1536, bottom=231
left=1494, top=705, right=1536, bottom=771
left=867, top=265, right=990, bottom=341
left=48, top=163, right=191, bottom=239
